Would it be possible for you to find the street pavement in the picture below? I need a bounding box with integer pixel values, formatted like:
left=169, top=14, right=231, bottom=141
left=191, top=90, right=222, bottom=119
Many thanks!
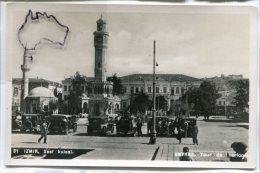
left=11, top=116, right=248, bottom=161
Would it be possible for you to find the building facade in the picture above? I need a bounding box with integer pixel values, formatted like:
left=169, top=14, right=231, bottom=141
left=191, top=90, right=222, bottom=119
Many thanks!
left=25, top=87, right=58, bottom=114
left=120, top=74, right=202, bottom=110
left=12, top=78, right=62, bottom=114
left=205, top=74, right=246, bottom=115
left=62, top=16, right=121, bottom=117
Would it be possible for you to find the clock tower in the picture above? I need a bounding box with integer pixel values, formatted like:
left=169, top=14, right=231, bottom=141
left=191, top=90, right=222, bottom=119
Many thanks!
left=93, top=16, right=109, bottom=82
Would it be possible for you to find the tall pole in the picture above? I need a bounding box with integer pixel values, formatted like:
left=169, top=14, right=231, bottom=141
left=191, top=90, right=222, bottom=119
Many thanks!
left=149, top=40, right=156, bottom=144
left=225, top=90, right=227, bottom=118
left=185, top=81, right=189, bottom=117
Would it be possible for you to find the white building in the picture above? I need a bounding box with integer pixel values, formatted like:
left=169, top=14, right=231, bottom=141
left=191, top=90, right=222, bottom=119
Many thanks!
left=120, top=74, right=202, bottom=110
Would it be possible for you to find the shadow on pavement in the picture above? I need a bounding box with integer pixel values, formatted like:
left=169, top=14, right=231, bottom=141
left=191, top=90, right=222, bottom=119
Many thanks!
left=21, top=142, right=39, bottom=144
left=219, top=124, right=249, bottom=129
left=204, top=119, right=232, bottom=123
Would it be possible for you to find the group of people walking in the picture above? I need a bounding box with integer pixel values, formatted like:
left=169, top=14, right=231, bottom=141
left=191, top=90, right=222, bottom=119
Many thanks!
left=148, top=116, right=199, bottom=145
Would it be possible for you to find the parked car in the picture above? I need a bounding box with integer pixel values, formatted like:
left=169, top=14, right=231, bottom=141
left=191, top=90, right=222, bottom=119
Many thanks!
left=116, top=115, right=137, bottom=136
left=87, top=116, right=115, bottom=135
left=48, top=114, right=78, bottom=135
left=20, top=114, right=43, bottom=133
left=147, top=116, right=169, bottom=137
left=12, top=115, right=22, bottom=130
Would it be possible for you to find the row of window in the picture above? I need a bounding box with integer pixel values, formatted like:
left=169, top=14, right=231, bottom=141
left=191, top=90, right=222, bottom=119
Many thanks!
left=64, top=85, right=112, bottom=91
left=218, top=100, right=226, bottom=106
left=13, top=87, right=19, bottom=96
left=129, top=86, right=187, bottom=95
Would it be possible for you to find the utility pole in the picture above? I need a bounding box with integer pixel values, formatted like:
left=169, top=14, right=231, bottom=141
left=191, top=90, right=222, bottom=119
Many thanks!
left=185, top=81, right=189, bottom=117
left=149, top=40, right=156, bottom=144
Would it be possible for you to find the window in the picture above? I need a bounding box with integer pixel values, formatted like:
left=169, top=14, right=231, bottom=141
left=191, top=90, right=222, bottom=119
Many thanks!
left=156, top=87, right=159, bottom=93
left=223, top=101, right=226, bottom=105
left=136, top=87, right=139, bottom=93
left=85, top=86, right=88, bottom=91
left=43, top=105, right=48, bottom=112
left=69, top=86, right=71, bottom=91
left=171, top=88, right=174, bottom=95
left=141, top=87, right=144, bottom=93
left=219, top=101, right=222, bottom=105
left=32, top=104, right=37, bottom=113
left=131, top=87, right=134, bottom=93
left=13, top=87, right=18, bottom=96
left=176, top=87, right=179, bottom=94
left=181, top=87, right=185, bottom=95
left=88, top=87, right=93, bottom=94
left=163, top=87, right=167, bottom=93
left=83, top=102, right=89, bottom=113
left=64, top=85, right=67, bottom=91
left=123, top=87, right=127, bottom=93
left=148, top=87, right=152, bottom=93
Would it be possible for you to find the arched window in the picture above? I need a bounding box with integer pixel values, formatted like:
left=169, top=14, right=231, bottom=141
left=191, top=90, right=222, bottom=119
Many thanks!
left=176, top=87, right=179, bottom=94
left=13, top=87, right=18, bottom=96
left=83, top=102, right=89, bottom=113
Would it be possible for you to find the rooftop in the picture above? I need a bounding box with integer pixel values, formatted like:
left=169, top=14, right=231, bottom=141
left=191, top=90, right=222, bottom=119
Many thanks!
left=120, top=74, right=201, bottom=82
left=27, top=86, right=55, bottom=98
left=12, top=78, right=62, bottom=87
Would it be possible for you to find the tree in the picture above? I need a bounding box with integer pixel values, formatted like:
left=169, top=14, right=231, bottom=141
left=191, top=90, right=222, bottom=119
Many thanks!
left=49, top=100, right=58, bottom=113
left=67, top=72, right=85, bottom=114
left=107, top=73, right=123, bottom=95
left=155, top=96, right=167, bottom=111
left=179, top=81, right=220, bottom=118
left=58, top=100, right=69, bottom=114
left=232, top=79, right=249, bottom=114
left=129, top=93, right=152, bottom=114
left=197, top=81, right=220, bottom=117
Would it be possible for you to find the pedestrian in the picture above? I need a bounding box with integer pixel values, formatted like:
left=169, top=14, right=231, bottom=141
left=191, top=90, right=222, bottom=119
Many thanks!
left=179, top=147, right=192, bottom=161
left=169, top=120, right=175, bottom=136
left=38, top=119, right=48, bottom=144
left=192, top=121, right=199, bottom=145
left=177, top=128, right=184, bottom=144
left=136, top=118, right=143, bottom=136
left=147, top=119, right=152, bottom=135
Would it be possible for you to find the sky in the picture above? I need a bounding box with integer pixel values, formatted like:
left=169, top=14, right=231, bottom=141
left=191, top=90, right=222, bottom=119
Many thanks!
left=6, top=4, right=251, bottom=83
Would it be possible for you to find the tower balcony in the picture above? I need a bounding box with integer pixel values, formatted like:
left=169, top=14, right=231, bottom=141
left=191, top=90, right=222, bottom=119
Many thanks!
left=21, top=64, right=30, bottom=71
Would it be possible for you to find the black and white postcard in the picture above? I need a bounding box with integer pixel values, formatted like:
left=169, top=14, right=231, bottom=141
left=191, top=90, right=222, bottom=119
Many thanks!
left=3, top=2, right=258, bottom=168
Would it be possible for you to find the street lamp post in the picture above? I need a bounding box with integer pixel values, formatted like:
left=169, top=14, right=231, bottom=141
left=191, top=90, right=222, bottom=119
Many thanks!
left=185, top=81, right=189, bottom=117
left=149, top=40, right=156, bottom=144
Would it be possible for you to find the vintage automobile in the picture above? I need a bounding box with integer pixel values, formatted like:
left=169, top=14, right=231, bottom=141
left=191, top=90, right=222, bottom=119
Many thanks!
left=87, top=116, right=115, bottom=135
left=116, top=115, right=137, bottom=136
left=48, top=114, right=78, bottom=135
left=147, top=116, right=170, bottom=136
left=12, top=115, right=22, bottom=130
left=20, top=114, right=43, bottom=133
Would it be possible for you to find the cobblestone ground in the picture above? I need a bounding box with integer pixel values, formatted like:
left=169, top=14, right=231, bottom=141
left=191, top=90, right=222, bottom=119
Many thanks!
left=11, top=116, right=248, bottom=161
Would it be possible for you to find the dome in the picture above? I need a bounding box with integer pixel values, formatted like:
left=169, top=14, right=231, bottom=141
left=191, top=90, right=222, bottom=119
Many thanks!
left=28, top=87, right=55, bottom=98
